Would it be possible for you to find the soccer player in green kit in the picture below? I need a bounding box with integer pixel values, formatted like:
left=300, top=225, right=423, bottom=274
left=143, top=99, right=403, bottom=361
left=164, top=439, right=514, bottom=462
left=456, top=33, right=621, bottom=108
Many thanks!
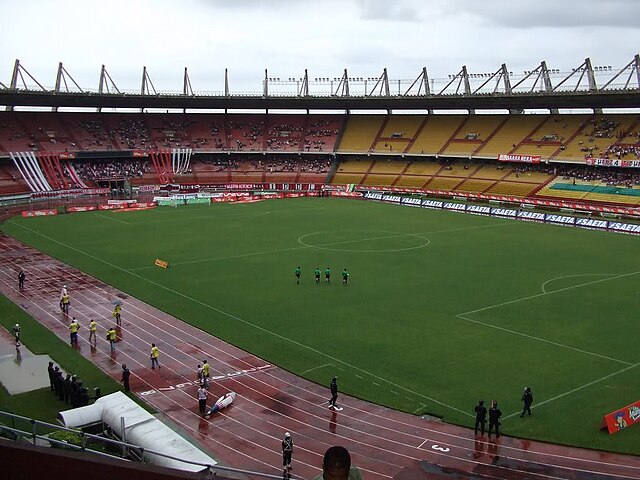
left=325, top=266, right=331, bottom=284
left=314, top=267, right=321, bottom=284
left=295, top=266, right=301, bottom=284
left=342, top=268, right=349, bottom=285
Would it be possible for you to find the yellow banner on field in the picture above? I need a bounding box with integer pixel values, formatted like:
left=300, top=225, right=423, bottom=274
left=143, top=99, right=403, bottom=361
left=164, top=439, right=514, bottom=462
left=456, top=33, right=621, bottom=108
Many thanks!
left=154, top=259, right=170, bottom=269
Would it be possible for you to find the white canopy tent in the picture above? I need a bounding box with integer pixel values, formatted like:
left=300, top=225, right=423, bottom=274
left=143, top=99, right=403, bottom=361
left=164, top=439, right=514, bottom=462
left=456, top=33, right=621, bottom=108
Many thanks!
left=58, top=391, right=216, bottom=473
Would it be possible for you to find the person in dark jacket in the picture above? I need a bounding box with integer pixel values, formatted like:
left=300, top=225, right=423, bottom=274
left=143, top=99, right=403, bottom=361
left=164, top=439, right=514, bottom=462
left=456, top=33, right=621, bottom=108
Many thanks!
left=282, top=432, right=293, bottom=473
left=56, top=370, right=65, bottom=401
left=474, top=400, right=487, bottom=435
left=18, top=269, right=25, bottom=290
left=329, top=376, right=338, bottom=409
left=121, top=364, right=131, bottom=392
left=47, top=362, right=55, bottom=392
left=63, top=374, right=72, bottom=404
left=488, top=400, right=502, bottom=438
left=520, top=386, right=533, bottom=417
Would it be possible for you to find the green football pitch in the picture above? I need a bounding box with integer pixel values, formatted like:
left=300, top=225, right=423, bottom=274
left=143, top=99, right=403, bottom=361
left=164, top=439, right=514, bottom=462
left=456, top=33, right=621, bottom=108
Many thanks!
left=2, top=197, right=639, bottom=454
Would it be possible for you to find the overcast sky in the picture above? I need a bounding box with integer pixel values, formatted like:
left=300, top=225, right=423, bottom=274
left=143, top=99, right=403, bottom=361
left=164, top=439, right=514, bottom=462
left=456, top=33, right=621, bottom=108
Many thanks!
left=1, top=0, right=638, bottom=94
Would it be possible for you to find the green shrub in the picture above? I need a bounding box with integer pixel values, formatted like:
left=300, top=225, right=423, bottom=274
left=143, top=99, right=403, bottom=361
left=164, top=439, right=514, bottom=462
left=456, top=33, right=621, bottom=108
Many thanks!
left=48, top=429, right=83, bottom=449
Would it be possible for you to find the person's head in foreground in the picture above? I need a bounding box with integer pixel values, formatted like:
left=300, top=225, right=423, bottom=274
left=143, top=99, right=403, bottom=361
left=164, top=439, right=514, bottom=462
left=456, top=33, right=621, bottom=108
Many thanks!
left=321, top=446, right=362, bottom=480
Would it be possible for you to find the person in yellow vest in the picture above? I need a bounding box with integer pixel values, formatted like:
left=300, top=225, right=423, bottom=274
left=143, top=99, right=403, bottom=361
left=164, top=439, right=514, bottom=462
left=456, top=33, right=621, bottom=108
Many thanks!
left=150, top=343, right=160, bottom=369
left=113, top=304, right=122, bottom=326
left=202, top=360, right=210, bottom=388
left=88, top=319, right=97, bottom=343
left=106, top=326, right=117, bottom=352
left=61, top=293, right=70, bottom=314
left=69, top=317, right=80, bottom=346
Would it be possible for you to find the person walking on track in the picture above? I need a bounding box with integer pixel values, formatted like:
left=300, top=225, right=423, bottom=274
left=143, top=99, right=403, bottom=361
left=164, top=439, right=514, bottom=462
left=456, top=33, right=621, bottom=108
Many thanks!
left=329, top=376, right=339, bottom=410
left=150, top=343, right=161, bottom=369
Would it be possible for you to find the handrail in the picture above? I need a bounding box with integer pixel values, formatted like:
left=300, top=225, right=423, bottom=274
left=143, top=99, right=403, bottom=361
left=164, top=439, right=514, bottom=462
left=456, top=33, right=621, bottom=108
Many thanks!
left=0, top=411, right=283, bottom=479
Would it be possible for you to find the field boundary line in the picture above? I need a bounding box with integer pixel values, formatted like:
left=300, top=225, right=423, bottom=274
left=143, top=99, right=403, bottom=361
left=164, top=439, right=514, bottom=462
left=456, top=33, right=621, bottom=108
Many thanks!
left=6, top=221, right=473, bottom=418
left=459, top=271, right=640, bottom=317
left=455, top=314, right=632, bottom=366
left=503, top=362, right=640, bottom=420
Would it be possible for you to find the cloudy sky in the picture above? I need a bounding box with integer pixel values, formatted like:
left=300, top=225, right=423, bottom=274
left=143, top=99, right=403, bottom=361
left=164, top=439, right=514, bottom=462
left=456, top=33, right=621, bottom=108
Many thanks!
left=1, top=0, right=638, bottom=94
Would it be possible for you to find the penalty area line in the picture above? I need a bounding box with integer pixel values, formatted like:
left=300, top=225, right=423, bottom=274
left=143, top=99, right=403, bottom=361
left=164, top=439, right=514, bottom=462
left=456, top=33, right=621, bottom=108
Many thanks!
left=456, top=314, right=632, bottom=366
left=503, top=362, right=640, bottom=420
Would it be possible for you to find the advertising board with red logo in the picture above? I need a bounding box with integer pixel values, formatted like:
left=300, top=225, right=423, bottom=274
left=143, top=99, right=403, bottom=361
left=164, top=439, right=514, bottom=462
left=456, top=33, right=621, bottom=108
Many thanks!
left=67, top=206, right=98, bottom=213
left=21, top=209, right=58, bottom=218
left=602, top=400, right=640, bottom=434
left=586, top=158, right=640, bottom=168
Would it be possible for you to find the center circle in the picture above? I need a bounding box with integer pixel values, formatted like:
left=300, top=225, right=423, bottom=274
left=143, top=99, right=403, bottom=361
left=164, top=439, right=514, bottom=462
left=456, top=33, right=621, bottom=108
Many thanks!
left=297, top=229, right=431, bottom=252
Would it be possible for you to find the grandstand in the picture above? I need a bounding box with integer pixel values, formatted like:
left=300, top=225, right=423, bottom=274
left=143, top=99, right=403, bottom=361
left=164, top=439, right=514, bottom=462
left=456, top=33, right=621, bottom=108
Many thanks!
left=1, top=110, right=640, bottom=209
left=1, top=56, right=640, bottom=480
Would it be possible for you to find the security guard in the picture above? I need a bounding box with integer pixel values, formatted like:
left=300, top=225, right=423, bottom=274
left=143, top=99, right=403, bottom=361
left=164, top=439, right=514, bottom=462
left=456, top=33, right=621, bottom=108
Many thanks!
left=488, top=400, right=502, bottom=438
left=474, top=400, right=487, bottom=435
left=520, top=387, right=533, bottom=417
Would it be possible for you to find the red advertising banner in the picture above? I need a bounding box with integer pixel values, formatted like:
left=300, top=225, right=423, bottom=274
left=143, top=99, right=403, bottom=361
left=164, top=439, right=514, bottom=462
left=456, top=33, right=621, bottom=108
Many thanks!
left=138, top=185, right=159, bottom=192
left=98, top=203, right=125, bottom=210
left=586, top=158, right=640, bottom=168
left=498, top=154, right=542, bottom=163
left=67, top=206, right=98, bottom=213
left=21, top=209, right=57, bottom=217
left=602, top=400, right=640, bottom=434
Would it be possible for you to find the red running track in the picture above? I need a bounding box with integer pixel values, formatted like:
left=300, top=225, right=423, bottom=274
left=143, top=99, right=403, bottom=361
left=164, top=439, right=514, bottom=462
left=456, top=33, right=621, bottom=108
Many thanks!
left=0, top=233, right=639, bottom=480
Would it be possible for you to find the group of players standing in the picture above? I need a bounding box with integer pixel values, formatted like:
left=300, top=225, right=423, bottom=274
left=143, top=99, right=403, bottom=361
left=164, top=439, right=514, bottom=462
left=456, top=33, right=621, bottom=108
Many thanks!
left=295, top=266, right=349, bottom=285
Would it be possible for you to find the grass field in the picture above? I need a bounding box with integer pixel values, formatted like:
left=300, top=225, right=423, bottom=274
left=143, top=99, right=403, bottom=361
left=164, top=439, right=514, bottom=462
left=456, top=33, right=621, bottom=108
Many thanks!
left=1, top=197, right=639, bottom=454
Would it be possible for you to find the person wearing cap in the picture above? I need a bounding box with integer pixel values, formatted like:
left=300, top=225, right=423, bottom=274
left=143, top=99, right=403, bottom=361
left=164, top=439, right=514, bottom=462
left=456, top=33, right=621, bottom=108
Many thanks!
left=61, top=292, right=70, bottom=314
left=488, top=400, right=502, bottom=438
left=121, top=364, right=131, bottom=392
left=11, top=323, right=21, bottom=347
left=282, top=432, right=293, bottom=473
left=329, top=376, right=339, bottom=410
left=474, top=399, right=487, bottom=435
left=520, top=387, right=533, bottom=417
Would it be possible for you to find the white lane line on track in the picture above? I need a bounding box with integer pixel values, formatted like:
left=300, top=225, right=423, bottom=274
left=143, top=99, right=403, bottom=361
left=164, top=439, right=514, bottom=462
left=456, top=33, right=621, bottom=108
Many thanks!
left=7, top=222, right=473, bottom=419
left=2, top=257, right=638, bottom=479
left=6, top=229, right=640, bottom=476
left=0, top=275, right=294, bottom=476
left=0, top=267, right=332, bottom=478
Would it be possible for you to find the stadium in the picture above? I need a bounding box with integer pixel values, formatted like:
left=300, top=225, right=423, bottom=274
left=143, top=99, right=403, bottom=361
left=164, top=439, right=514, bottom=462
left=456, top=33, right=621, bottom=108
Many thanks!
left=0, top=52, right=639, bottom=480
